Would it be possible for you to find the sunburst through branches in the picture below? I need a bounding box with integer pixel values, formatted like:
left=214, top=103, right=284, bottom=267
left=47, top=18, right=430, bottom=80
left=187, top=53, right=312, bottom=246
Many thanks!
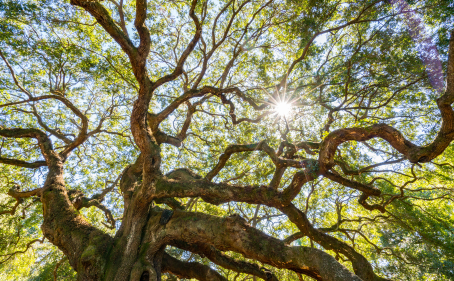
left=265, top=90, right=299, bottom=119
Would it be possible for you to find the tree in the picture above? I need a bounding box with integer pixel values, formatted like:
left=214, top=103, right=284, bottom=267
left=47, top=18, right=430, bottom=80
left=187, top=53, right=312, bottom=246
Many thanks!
left=0, top=0, right=453, bottom=280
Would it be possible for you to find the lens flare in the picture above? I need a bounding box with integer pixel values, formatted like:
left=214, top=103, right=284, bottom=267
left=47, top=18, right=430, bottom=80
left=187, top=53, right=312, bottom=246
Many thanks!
left=274, top=101, right=293, bottom=117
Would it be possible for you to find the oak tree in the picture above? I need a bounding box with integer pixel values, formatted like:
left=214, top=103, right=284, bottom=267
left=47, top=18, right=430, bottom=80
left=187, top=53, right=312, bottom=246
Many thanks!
left=1, top=0, right=454, bottom=280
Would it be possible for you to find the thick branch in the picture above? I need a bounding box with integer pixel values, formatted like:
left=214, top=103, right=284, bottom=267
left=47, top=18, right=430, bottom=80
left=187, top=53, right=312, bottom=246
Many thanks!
left=145, top=209, right=362, bottom=281
left=134, top=0, right=151, bottom=84
left=8, top=187, right=42, bottom=199
left=0, top=128, right=61, bottom=167
left=154, top=167, right=317, bottom=208
left=0, top=157, right=46, bottom=168
left=324, top=171, right=381, bottom=196
left=70, top=0, right=138, bottom=73
left=162, top=252, right=227, bottom=281
left=283, top=232, right=305, bottom=246
left=171, top=241, right=279, bottom=281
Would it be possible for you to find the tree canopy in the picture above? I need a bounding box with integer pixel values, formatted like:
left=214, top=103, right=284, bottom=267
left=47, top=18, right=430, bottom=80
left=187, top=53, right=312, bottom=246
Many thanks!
left=0, top=0, right=454, bottom=280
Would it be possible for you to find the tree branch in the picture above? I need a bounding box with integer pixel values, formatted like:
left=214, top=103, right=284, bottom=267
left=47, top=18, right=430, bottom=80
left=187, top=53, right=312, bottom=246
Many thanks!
left=152, top=0, right=202, bottom=90
left=0, top=238, right=44, bottom=264
left=0, top=49, right=90, bottom=159
left=162, top=252, right=227, bottom=281
left=280, top=204, right=390, bottom=281
left=279, top=0, right=383, bottom=90
left=0, top=157, right=46, bottom=168
left=0, top=128, right=61, bottom=166
left=144, top=209, right=362, bottom=281
left=69, top=0, right=138, bottom=72
left=318, top=31, right=454, bottom=175
left=154, top=166, right=317, bottom=208
left=171, top=241, right=279, bottom=281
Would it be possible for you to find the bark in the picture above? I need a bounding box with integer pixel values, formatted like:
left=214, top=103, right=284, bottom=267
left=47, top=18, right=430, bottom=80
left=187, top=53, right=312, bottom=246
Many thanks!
left=162, top=253, right=228, bottom=281
left=142, top=208, right=363, bottom=281
left=170, top=240, right=279, bottom=281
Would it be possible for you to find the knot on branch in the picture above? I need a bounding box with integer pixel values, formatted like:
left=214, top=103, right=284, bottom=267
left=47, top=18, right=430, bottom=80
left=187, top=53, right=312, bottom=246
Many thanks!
left=166, top=168, right=202, bottom=180
left=159, top=209, right=174, bottom=225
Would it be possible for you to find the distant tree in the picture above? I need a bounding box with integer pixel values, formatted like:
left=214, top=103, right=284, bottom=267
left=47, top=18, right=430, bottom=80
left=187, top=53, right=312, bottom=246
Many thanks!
left=1, top=0, right=454, bottom=280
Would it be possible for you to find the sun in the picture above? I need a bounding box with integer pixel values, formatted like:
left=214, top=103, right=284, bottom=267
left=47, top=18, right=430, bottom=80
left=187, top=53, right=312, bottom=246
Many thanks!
left=274, top=101, right=293, bottom=117
left=261, top=88, right=300, bottom=119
